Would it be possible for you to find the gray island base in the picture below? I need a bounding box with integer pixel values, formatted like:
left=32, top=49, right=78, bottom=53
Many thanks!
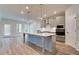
left=26, top=33, right=56, bottom=54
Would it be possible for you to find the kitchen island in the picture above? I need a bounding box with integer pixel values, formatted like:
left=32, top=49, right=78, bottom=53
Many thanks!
left=23, top=32, right=56, bottom=54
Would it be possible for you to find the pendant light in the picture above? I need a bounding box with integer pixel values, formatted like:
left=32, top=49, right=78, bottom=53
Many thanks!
left=40, top=4, right=43, bottom=28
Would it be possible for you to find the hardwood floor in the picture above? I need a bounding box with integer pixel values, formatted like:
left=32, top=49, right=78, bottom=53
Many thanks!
left=56, top=42, right=79, bottom=55
left=0, top=37, right=39, bottom=55
left=0, top=36, right=79, bottom=55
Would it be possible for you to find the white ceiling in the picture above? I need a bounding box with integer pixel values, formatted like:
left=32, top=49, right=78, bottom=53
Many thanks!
left=0, top=4, right=71, bottom=21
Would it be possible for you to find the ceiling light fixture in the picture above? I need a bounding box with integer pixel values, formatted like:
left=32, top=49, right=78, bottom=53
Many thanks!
left=40, top=4, right=43, bottom=20
left=25, top=6, right=29, bottom=10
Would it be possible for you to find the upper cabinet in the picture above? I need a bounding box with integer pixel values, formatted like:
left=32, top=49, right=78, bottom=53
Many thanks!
left=56, top=16, right=65, bottom=25
left=44, top=16, right=65, bottom=28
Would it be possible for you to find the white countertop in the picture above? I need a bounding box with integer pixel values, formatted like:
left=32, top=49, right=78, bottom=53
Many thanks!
left=25, top=32, right=55, bottom=37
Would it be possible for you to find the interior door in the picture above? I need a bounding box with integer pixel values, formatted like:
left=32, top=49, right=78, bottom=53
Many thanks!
left=65, top=10, right=77, bottom=48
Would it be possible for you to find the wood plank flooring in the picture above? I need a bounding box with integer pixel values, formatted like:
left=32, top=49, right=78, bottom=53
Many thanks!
left=0, top=37, right=79, bottom=55
left=56, top=42, right=79, bottom=55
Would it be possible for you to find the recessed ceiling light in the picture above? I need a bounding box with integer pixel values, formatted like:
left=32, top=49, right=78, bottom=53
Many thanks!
left=21, top=10, right=24, bottom=14
left=25, top=6, right=29, bottom=10
left=53, top=11, right=57, bottom=14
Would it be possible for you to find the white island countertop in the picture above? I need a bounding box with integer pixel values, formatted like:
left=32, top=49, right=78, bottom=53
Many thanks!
left=25, top=32, right=55, bottom=37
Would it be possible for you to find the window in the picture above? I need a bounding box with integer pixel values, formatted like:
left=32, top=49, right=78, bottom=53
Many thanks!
left=4, top=24, right=11, bottom=35
left=23, top=24, right=26, bottom=32
left=17, top=24, right=22, bottom=32
left=16, top=23, right=31, bottom=33
left=23, top=24, right=29, bottom=32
